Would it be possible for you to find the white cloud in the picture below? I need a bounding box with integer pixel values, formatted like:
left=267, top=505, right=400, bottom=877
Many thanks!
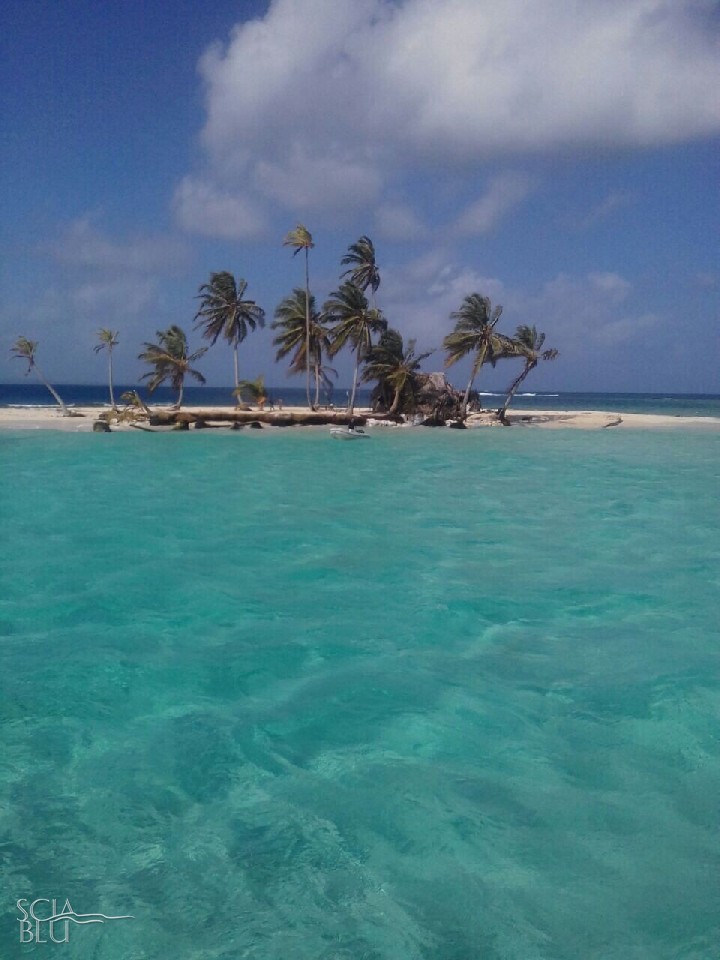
left=581, top=189, right=635, bottom=228
left=70, top=278, right=157, bottom=316
left=529, top=272, right=659, bottom=351
left=379, top=254, right=661, bottom=371
left=374, top=202, right=428, bottom=241
left=53, top=218, right=189, bottom=272
left=454, top=173, right=533, bottom=236
left=184, top=0, right=720, bottom=234
left=254, top=146, right=382, bottom=215
left=10, top=217, right=199, bottom=382
left=173, top=177, right=268, bottom=239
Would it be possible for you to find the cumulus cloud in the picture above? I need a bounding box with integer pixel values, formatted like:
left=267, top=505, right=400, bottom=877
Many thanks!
left=374, top=202, right=428, bottom=242
left=173, top=177, right=269, bottom=239
left=454, top=173, right=534, bottom=236
left=379, top=253, right=660, bottom=370
left=581, top=189, right=635, bottom=229
left=9, top=216, right=199, bottom=382
left=53, top=218, right=189, bottom=272
left=254, top=146, right=382, bottom=215
left=179, top=0, right=720, bottom=235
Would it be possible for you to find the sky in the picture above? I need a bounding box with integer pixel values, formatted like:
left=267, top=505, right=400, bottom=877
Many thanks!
left=1, top=0, right=719, bottom=394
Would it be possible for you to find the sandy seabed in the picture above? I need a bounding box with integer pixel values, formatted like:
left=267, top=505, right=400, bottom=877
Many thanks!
left=1, top=405, right=719, bottom=433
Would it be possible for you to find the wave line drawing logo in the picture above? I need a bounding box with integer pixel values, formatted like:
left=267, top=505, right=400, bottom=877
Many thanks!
left=17, top=898, right=134, bottom=944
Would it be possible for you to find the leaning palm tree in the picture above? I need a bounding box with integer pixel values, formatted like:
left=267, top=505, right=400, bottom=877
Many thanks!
left=272, top=288, right=332, bottom=408
left=283, top=224, right=314, bottom=407
left=93, top=329, right=119, bottom=408
left=138, top=325, right=206, bottom=409
left=11, top=337, right=70, bottom=415
left=233, top=374, right=267, bottom=408
left=194, top=272, right=265, bottom=395
left=361, top=328, right=432, bottom=415
left=498, top=325, right=559, bottom=421
left=341, top=235, right=380, bottom=306
left=324, top=282, right=387, bottom=412
left=443, top=294, right=512, bottom=416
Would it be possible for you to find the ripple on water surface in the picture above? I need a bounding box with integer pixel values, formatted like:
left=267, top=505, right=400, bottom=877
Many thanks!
left=1, top=428, right=719, bottom=958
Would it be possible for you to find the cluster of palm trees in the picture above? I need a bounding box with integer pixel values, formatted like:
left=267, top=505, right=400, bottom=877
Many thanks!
left=11, top=227, right=557, bottom=419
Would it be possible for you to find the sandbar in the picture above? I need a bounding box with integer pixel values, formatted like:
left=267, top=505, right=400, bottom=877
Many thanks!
left=1, top=405, right=719, bottom=433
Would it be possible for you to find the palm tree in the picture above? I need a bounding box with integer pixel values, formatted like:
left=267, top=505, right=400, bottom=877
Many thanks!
left=233, top=374, right=267, bottom=409
left=138, top=325, right=206, bottom=409
left=93, top=329, right=119, bottom=408
left=324, top=282, right=387, bottom=412
left=11, top=337, right=70, bottom=415
left=362, top=328, right=432, bottom=415
left=341, top=236, right=380, bottom=306
left=498, top=326, right=559, bottom=421
left=282, top=224, right=314, bottom=407
left=272, top=289, right=332, bottom=408
left=194, top=272, right=265, bottom=395
left=443, top=294, right=512, bottom=416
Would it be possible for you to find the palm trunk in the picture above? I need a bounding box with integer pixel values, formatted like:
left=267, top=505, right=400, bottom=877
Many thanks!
left=348, top=353, right=360, bottom=413
left=108, top=350, right=116, bottom=408
left=389, top=382, right=404, bottom=415
left=314, top=356, right=321, bottom=408
left=34, top=364, right=69, bottom=415
left=174, top=380, right=184, bottom=410
left=304, top=248, right=312, bottom=409
left=461, top=344, right=487, bottom=417
left=498, top=360, right=534, bottom=421
left=233, top=342, right=240, bottom=393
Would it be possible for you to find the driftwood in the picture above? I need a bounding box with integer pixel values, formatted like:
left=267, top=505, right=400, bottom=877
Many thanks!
left=143, top=409, right=401, bottom=428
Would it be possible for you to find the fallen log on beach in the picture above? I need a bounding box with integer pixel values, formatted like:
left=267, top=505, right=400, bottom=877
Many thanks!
left=139, top=409, right=398, bottom=428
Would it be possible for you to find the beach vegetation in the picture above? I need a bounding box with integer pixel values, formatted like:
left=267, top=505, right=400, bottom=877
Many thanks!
left=443, top=294, right=514, bottom=416
left=341, top=235, right=380, bottom=306
left=282, top=224, right=315, bottom=408
left=272, top=289, right=333, bottom=409
left=138, top=325, right=207, bottom=409
left=234, top=374, right=267, bottom=409
left=11, top=336, right=71, bottom=415
left=498, top=326, right=559, bottom=421
left=194, top=272, right=265, bottom=398
left=362, top=328, right=433, bottom=415
left=324, top=282, right=387, bottom=412
left=93, top=329, right=120, bottom=409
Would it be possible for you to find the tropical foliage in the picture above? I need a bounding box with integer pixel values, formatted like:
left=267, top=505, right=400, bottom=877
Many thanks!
left=443, top=294, right=516, bottom=415
left=498, top=326, right=559, bottom=420
left=341, top=236, right=380, bottom=304
left=361, top=328, right=433, bottom=415
left=283, top=224, right=315, bottom=407
left=324, top=282, right=387, bottom=411
left=94, top=328, right=119, bottom=408
left=11, top=336, right=70, bottom=414
left=69, top=228, right=562, bottom=426
left=138, top=325, right=206, bottom=409
left=194, top=272, right=265, bottom=394
left=272, top=289, right=333, bottom=408
left=234, top=374, right=267, bottom=407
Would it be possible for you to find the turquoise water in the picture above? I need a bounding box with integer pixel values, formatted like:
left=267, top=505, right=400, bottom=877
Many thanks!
left=1, top=428, right=719, bottom=958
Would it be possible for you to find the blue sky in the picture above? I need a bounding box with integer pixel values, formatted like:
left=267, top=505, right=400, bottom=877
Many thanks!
left=2, top=0, right=719, bottom=393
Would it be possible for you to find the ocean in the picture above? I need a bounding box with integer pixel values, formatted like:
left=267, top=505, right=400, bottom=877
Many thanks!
left=2, top=382, right=720, bottom=417
left=1, top=416, right=719, bottom=957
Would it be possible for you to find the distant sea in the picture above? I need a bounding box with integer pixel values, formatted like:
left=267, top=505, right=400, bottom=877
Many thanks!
left=2, top=382, right=720, bottom=416
left=1, top=399, right=719, bottom=957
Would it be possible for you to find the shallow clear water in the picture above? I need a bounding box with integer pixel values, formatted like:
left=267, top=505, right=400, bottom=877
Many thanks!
left=1, top=428, right=719, bottom=958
